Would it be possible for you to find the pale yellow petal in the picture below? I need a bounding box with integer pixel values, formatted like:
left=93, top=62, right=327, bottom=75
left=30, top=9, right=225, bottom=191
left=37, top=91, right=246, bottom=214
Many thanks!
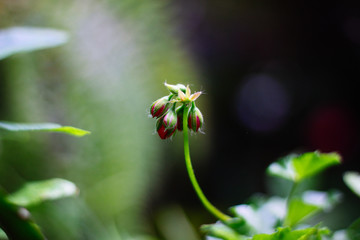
left=178, top=89, right=187, bottom=101
left=186, top=85, right=191, bottom=97
left=190, top=91, right=202, bottom=101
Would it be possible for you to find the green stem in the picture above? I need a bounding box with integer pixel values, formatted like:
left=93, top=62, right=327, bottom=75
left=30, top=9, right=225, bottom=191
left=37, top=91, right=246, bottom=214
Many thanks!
left=284, top=182, right=298, bottom=226
left=182, top=104, right=231, bottom=222
left=286, top=182, right=298, bottom=208
left=288, top=182, right=298, bottom=199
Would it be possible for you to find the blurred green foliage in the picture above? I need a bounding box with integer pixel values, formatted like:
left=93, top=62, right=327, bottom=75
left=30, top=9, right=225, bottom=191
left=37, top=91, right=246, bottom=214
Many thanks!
left=202, top=152, right=360, bottom=240
left=1, top=0, right=202, bottom=239
left=6, top=178, right=78, bottom=207
left=344, top=172, right=360, bottom=198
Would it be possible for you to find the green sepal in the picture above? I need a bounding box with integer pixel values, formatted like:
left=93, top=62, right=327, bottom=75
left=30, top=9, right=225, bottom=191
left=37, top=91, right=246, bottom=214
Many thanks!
left=164, top=83, right=186, bottom=94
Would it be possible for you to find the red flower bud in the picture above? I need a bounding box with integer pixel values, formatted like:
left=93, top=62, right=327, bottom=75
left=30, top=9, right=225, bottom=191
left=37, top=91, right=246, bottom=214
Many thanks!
left=156, top=115, right=177, bottom=139
left=163, top=107, right=178, bottom=129
left=150, top=96, right=170, bottom=118
left=188, top=104, right=203, bottom=132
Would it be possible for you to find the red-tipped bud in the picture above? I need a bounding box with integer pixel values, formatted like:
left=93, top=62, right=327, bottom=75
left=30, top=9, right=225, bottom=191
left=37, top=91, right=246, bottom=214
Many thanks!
left=150, top=96, right=170, bottom=118
left=156, top=115, right=177, bottom=139
left=188, top=105, right=204, bottom=132
left=163, top=107, right=178, bottom=129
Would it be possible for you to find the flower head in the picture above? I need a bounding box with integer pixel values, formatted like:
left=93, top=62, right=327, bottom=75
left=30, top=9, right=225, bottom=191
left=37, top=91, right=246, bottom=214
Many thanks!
left=150, top=83, right=203, bottom=139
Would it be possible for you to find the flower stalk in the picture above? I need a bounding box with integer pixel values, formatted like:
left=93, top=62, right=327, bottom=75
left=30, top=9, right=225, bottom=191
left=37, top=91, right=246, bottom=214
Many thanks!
left=150, top=83, right=230, bottom=222
left=182, top=104, right=231, bottom=222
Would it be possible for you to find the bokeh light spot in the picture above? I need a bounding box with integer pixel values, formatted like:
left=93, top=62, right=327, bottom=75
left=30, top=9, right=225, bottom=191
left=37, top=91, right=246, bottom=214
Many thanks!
left=236, top=74, right=290, bottom=132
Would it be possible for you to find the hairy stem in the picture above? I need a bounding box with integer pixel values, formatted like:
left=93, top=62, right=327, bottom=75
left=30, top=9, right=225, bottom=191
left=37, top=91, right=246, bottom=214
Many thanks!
left=182, top=104, right=231, bottom=222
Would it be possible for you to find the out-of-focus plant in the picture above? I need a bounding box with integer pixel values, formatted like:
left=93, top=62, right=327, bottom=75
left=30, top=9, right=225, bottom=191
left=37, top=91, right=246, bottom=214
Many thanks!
left=150, top=83, right=360, bottom=240
left=2, top=1, right=203, bottom=238
left=1, top=2, right=203, bottom=238
left=0, top=122, right=90, bottom=239
left=0, top=27, right=68, bottom=60
left=0, top=27, right=89, bottom=239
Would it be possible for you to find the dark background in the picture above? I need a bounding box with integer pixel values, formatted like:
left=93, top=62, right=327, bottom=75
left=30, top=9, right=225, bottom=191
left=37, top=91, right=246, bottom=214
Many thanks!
left=155, top=0, right=360, bottom=230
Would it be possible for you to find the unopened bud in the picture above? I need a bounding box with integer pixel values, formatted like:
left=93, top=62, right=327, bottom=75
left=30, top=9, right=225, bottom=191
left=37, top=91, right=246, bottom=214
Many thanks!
left=163, top=107, right=178, bottom=129
left=150, top=96, right=170, bottom=118
left=165, top=83, right=186, bottom=95
left=156, top=116, right=177, bottom=139
left=188, top=104, right=204, bottom=132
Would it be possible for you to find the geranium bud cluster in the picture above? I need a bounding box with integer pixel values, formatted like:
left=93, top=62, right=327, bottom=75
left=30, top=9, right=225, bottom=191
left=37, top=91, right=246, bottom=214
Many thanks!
left=150, top=83, right=203, bottom=139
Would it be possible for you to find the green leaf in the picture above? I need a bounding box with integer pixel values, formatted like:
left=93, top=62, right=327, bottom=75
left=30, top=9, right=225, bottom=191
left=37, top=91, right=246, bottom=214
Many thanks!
left=252, top=227, right=330, bottom=240
left=0, top=27, right=68, bottom=60
left=267, top=154, right=298, bottom=181
left=201, top=222, right=246, bottom=240
left=0, top=228, right=7, bottom=239
left=6, top=178, right=78, bottom=207
left=285, top=199, right=320, bottom=227
left=0, top=121, right=90, bottom=137
left=223, top=217, right=252, bottom=236
left=285, top=190, right=341, bottom=227
left=302, top=190, right=342, bottom=211
left=346, top=217, right=360, bottom=239
left=343, top=172, right=360, bottom=198
left=230, top=197, right=286, bottom=235
left=267, top=151, right=341, bottom=183
left=332, top=230, right=350, bottom=240
left=292, top=152, right=341, bottom=182
left=0, top=192, right=45, bottom=239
